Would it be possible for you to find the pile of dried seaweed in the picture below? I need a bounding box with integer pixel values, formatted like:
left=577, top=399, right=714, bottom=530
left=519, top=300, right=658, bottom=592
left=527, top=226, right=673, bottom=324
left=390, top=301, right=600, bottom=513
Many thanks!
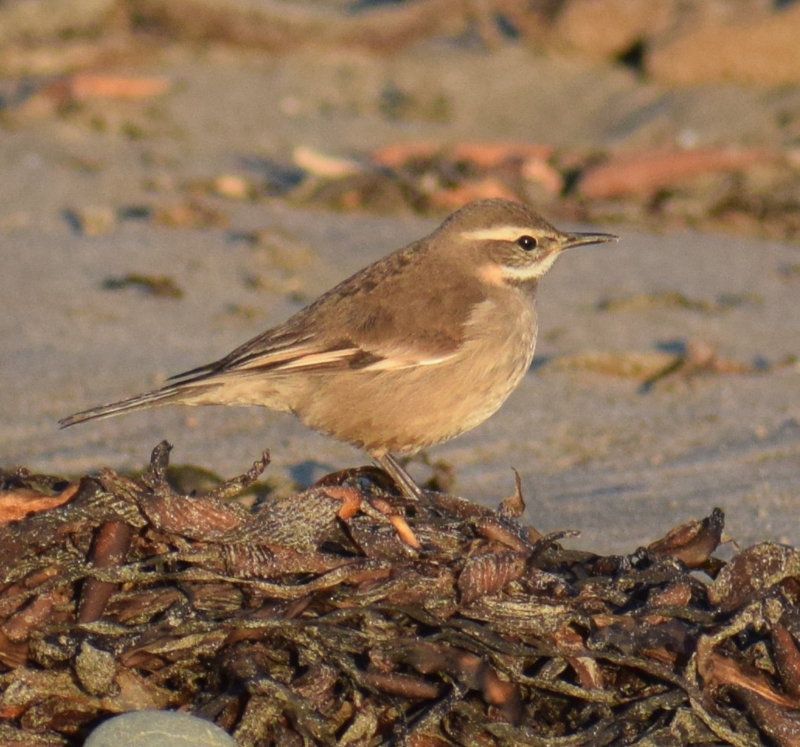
left=0, top=443, right=799, bottom=747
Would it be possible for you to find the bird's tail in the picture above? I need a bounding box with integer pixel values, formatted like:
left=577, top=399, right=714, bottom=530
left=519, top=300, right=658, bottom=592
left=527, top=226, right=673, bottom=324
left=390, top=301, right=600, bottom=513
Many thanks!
left=59, top=383, right=213, bottom=428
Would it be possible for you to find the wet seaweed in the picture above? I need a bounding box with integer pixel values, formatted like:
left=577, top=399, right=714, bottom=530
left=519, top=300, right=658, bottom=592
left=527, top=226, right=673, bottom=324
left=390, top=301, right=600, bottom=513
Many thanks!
left=0, top=443, right=798, bottom=746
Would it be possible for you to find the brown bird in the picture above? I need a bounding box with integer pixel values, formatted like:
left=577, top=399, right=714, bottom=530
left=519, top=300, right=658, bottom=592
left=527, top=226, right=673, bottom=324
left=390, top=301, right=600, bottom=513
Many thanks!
left=61, top=199, right=616, bottom=499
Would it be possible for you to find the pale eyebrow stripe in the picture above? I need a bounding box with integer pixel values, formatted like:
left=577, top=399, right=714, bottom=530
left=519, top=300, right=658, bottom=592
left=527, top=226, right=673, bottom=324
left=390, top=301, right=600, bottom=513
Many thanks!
left=460, top=226, right=535, bottom=241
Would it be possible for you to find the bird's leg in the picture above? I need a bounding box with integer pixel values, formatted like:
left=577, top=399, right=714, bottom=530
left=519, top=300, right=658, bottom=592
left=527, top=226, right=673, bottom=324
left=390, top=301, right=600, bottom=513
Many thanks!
left=374, top=452, right=427, bottom=503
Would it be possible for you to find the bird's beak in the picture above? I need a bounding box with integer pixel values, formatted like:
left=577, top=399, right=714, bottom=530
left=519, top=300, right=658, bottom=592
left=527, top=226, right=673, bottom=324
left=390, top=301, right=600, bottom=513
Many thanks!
left=562, top=231, right=618, bottom=249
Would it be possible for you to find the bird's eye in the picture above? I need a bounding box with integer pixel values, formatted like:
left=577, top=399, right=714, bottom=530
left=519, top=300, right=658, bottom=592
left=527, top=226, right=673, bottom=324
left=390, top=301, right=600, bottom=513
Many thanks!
left=516, top=235, right=537, bottom=251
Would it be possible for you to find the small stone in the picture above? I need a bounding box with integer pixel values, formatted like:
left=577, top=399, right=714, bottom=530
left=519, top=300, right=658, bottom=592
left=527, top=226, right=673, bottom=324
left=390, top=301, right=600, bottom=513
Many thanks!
left=65, top=205, right=117, bottom=236
left=647, top=4, right=800, bottom=85
left=85, top=710, right=236, bottom=747
left=211, top=174, right=254, bottom=200
left=553, top=0, right=675, bottom=61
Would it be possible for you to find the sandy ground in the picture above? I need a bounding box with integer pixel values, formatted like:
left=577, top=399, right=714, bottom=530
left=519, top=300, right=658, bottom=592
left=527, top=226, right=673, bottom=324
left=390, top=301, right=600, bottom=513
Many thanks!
left=2, top=45, right=800, bottom=555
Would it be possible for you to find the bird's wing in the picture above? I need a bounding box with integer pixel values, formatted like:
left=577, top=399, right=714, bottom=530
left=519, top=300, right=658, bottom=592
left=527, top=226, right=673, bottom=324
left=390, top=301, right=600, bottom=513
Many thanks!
left=169, top=326, right=458, bottom=385
left=171, top=241, right=483, bottom=384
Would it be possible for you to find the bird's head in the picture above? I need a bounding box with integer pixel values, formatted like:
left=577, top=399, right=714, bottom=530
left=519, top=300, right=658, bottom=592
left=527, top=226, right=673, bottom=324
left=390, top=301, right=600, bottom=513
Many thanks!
left=437, top=198, right=618, bottom=287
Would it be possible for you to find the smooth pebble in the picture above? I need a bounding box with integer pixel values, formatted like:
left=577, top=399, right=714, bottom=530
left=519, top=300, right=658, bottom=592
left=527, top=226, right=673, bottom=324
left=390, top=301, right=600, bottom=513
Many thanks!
left=84, top=710, right=236, bottom=747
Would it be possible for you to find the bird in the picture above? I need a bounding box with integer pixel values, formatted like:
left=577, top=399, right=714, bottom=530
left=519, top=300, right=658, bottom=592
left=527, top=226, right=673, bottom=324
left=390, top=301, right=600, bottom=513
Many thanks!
left=60, top=198, right=617, bottom=500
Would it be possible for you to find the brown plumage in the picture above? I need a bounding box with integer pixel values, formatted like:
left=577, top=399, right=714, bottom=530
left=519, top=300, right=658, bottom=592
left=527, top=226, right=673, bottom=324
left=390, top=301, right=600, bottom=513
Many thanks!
left=60, top=199, right=616, bottom=499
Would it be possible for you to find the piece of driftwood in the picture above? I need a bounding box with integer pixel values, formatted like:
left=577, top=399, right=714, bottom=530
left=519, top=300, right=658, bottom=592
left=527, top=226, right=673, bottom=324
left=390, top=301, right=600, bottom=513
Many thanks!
left=0, top=442, right=798, bottom=746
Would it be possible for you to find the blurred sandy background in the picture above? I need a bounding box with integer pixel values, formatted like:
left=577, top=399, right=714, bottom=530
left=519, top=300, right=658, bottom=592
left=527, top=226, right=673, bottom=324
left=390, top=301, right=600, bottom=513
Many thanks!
left=1, top=0, right=799, bottom=553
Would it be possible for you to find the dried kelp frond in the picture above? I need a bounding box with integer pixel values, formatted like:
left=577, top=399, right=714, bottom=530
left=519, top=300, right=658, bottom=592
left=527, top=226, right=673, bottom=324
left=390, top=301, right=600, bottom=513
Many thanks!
left=0, top=442, right=799, bottom=746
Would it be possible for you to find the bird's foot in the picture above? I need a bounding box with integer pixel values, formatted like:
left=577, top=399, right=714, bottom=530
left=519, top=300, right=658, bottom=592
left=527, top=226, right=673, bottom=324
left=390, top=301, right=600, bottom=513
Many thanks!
left=374, top=453, right=429, bottom=503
